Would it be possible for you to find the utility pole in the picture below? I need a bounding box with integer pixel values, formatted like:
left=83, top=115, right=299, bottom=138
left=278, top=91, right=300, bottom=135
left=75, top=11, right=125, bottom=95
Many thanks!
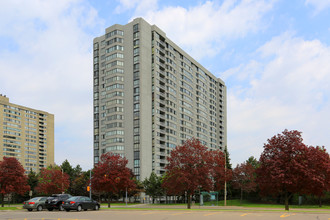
left=61, top=168, right=64, bottom=194
left=224, top=150, right=227, bottom=206
left=89, top=170, right=92, bottom=199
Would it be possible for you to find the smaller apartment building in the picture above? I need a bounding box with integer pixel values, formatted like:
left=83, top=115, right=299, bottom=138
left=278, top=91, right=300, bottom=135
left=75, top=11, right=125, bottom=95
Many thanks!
left=0, top=94, right=54, bottom=173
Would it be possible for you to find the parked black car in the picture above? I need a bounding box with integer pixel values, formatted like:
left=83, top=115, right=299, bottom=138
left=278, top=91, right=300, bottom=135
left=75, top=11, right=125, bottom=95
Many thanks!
left=45, top=194, right=72, bottom=211
left=23, top=197, right=47, bottom=211
left=62, top=196, right=100, bottom=212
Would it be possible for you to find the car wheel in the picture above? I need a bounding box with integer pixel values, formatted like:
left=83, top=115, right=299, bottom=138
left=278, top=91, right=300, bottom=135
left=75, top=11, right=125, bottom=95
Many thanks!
left=47, top=208, right=53, bottom=211
left=59, top=204, right=64, bottom=211
left=27, top=209, right=33, bottom=211
left=65, top=209, right=70, bottom=212
left=84, top=209, right=87, bottom=211
left=77, top=205, right=82, bottom=212
left=37, top=205, right=43, bottom=211
left=94, top=205, right=99, bottom=210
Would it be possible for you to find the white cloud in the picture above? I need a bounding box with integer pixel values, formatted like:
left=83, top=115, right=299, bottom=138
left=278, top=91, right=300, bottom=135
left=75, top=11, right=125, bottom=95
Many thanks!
left=0, top=0, right=103, bottom=170
left=226, top=33, right=330, bottom=165
left=115, top=0, right=158, bottom=14
left=305, top=0, right=330, bottom=13
left=118, top=0, right=276, bottom=59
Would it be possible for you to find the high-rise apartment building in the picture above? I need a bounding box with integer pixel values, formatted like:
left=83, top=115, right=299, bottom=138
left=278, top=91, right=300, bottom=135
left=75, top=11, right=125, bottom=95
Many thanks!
left=0, top=94, right=54, bottom=173
left=93, top=18, right=227, bottom=181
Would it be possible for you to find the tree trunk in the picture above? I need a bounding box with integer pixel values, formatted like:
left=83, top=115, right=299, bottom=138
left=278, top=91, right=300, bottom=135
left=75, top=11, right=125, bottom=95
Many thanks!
left=240, top=188, right=243, bottom=205
left=318, top=196, right=322, bottom=207
left=284, top=191, right=289, bottom=211
left=108, top=193, right=111, bottom=208
left=187, top=194, right=191, bottom=209
left=1, top=194, right=4, bottom=207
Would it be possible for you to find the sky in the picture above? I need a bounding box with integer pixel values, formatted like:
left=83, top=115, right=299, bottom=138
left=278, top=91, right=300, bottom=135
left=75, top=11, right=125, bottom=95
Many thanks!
left=1, top=0, right=330, bottom=171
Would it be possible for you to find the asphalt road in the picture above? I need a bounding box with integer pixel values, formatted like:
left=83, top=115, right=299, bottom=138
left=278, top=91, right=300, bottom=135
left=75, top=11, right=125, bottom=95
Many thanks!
left=0, top=209, right=329, bottom=220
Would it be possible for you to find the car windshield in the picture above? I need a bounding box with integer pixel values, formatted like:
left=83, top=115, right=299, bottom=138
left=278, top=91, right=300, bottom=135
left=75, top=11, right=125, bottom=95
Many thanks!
left=29, top=197, right=40, bottom=201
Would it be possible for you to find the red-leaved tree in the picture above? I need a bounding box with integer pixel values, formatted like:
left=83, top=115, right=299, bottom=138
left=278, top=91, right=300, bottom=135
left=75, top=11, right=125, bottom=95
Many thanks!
left=232, top=162, right=257, bottom=204
left=210, top=149, right=232, bottom=192
left=35, top=167, right=70, bottom=195
left=92, top=152, right=136, bottom=208
left=304, top=146, right=330, bottom=207
left=162, top=138, right=213, bottom=209
left=0, top=157, right=30, bottom=207
left=256, top=129, right=309, bottom=210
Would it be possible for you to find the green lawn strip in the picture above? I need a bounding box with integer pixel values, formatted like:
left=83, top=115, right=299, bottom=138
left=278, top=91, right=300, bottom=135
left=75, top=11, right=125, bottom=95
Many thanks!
left=100, top=203, right=139, bottom=206
left=0, top=207, right=21, bottom=210
left=100, top=207, right=330, bottom=213
left=102, top=200, right=330, bottom=210
left=201, top=200, right=330, bottom=209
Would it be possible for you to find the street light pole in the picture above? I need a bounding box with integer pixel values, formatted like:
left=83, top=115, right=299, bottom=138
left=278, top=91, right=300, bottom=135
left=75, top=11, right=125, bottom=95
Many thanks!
left=224, top=150, right=227, bottom=206
left=61, top=168, right=64, bottom=194
left=89, top=170, right=92, bottom=199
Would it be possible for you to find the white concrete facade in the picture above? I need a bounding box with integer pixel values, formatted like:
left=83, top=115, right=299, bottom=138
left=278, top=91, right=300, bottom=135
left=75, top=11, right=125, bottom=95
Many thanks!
left=93, top=18, right=227, bottom=181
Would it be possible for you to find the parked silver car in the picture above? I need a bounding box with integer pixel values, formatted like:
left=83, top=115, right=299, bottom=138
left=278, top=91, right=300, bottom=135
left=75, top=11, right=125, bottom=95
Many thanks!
left=23, top=197, right=47, bottom=211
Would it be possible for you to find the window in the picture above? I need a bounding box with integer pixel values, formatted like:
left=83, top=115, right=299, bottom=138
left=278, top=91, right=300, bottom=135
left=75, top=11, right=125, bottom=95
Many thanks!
left=133, top=63, right=139, bottom=70
left=133, top=79, right=139, bottom=86
left=105, top=84, right=124, bottom=91
left=134, top=103, right=140, bottom=110
left=134, top=87, right=140, bottom=94
left=133, top=24, right=139, bottom=32
left=133, top=71, right=139, bottom=80
left=133, top=48, right=139, bottom=56
left=133, top=40, right=139, bottom=46
left=105, top=45, right=124, bottom=54
left=134, top=151, right=140, bottom=159
left=134, top=95, right=140, bottom=101
left=133, top=56, right=139, bottom=64
left=105, top=30, right=124, bottom=38
left=133, top=32, right=139, bottom=39
left=134, top=159, right=140, bottom=167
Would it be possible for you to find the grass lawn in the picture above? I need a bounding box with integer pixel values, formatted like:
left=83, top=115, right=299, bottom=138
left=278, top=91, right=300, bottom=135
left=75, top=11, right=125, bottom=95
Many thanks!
left=148, top=199, right=330, bottom=210
left=100, top=202, right=140, bottom=206
left=0, top=206, right=21, bottom=210
left=198, top=200, right=330, bottom=209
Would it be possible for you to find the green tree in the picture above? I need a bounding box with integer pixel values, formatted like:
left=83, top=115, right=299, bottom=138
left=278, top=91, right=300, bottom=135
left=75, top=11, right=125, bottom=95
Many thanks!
left=60, top=160, right=84, bottom=195
left=27, top=170, right=39, bottom=195
left=143, top=172, right=164, bottom=203
left=246, top=156, right=260, bottom=169
left=71, top=171, right=90, bottom=196
left=224, top=146, right=232, bottom=170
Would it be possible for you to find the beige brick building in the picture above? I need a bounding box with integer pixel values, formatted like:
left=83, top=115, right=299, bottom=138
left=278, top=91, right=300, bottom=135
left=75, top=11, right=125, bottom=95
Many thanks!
left=93, top=18, right=227, bottom=181
left=0, top=94, right=54, bottom=173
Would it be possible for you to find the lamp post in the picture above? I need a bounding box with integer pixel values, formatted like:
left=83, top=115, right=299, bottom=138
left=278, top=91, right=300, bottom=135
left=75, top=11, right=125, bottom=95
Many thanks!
left=89, top=170, right=92, bottom=199
left=61, top=168, right=64, bottom=194
left=224, top=150, right=227, bottom=206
